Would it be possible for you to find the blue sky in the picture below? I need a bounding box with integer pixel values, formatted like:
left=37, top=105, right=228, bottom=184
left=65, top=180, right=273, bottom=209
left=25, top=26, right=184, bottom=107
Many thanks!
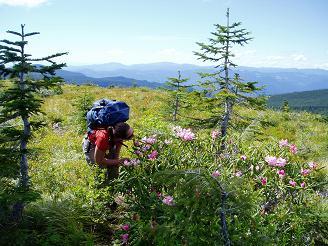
left=1, top=0, right=327, bottom=69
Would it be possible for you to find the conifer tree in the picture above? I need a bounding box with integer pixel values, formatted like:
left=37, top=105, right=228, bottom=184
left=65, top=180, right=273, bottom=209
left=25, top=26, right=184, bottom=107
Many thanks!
left=0, top=24, right=67, bottom=220
left=194, top=8, right=263, bottom=151
left=165, top=71, right=190, bottom=121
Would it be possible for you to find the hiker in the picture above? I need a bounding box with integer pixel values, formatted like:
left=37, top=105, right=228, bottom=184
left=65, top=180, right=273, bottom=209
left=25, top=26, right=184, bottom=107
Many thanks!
left=82, top=99, right=133, bottom=181
left=83, top=122, right=133, bottom=167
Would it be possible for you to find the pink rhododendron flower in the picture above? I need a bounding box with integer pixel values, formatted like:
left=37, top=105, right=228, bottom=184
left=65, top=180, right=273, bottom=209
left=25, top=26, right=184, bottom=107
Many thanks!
left=276, top=157, right=287, bottom=167
left=301, top=168, right=311, bottom=176
left=162, top=195, right=174, bottom=206
left=300, top=182, right=306, bottom=188
left=240, top=155, right=247, bottom=161
left=265, top=156, right=277, bottom=166
left=308, top=161, right=317, bottom=169
left=211, top=170, right=221, bottom=178
left=289, top=144, right=298, bottom=154
left=235, top=171, right=242, bottom=177
left=121, top=224, right=130, bottom=231
left=261, top=177, right=267, bottom=186
left=142, top=135, right=157, bottom=145
left=211, top=130, right=220, bottom=139
left=121, top=233, right=129, bottom=244
left=289, top=180, right=297, bottom=187
left=277, top=169, right=285, bottom=178
left=148, top=150, right=158, bottom=161
left=123, top=159, right=140, bottom=167
left=173, top=126, right=195, bottom=141
left=279, top=139, right=289, bottom=147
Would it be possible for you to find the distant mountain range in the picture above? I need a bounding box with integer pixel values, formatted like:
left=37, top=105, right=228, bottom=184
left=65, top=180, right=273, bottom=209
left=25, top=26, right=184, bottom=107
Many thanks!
left=267, top=89, right=328, bottom=115
left=65, top=62, right=328, bottom=95
left=55, top=69, right=162, bottom=88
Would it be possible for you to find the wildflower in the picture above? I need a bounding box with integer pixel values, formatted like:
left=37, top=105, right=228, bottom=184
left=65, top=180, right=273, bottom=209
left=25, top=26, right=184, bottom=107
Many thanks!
left=162, top=195, right=174, bottom=206
left=255, top=165, right=260, bottom=171
left=289, top=144, right=298, bottom=154
left=121, top=224, right=130, bottom=231
left=164, top=139, right=172, bottom=145
left=121, top=233, right=129, bottom=244
left=301, top=168, right=311, bottom=176
left=156, top=192, right=162, bottom=198
left=308, top=161, right=317, bottom=169
left=277, top=169, right=285, bottom=178
left=279, top=139, right=289, bottom=147
left=123, top=160, right=131, bottom=166
left=235, top=171, right=242, bottom=177
left=211, top=130, right=220, bottom=139
left=142, top=135, right=157, bottom=145
left=276, top=157, right=287, bottom=167
left=261, top=177, right=267, bottom=186
left=265, top=156, right=277, bottom=166
left=240, top=155, right=247, bottom=161
left=289, top=180, right=297, bottom=187
left=148, top=150, right=158, bottom=161
left=134, top=140, right=141, bottom=147
left=300, top=182, right=306, bottom=188
left=134, top=150, right=143, bottom=156
left=173, top=126, right=195, bottom=141
left=211, top=170, right=221, bottom=178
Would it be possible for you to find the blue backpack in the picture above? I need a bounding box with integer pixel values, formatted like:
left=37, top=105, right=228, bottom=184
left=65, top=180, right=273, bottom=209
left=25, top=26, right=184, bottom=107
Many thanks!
left=86, top=99, right=129, bottom=133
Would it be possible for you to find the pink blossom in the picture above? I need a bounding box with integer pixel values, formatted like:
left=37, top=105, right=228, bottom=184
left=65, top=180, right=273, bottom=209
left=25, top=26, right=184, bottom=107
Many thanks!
left=134, top=150, right=143, bottom=156
left=173, top=126, right=195, bottom=141
left=261, top=177, right=267, bottom=186
left=121, top=233, right=129, bottom=244
left=134, top=141, right=141, bottom=147
left=279, top=139, right=289, bottom=147
left=289, top=180, right=297, bottom=187
left=156, top=192, right=162, bottom=198
left=162, top=195, right=174, bottom=206
left=235, top=171, right=242, bottom=177
left=289, top=144, right=298, bottom=154
left=148, top=150, right=158, bottom=161
left=240, top=155, right=247, bottom=161
left=308, top=162, right=317, bottom=169
left=211, top=170, right=221, bottom=178
left=276, top=157, right=287, bottom=167
left=142, top=135, right=157, bottom=145
left=301, top=168, right=311, bottom=176
left=123, top=159, right=140, bottom=167
left=265, top=156, right=277, bottom=166
left=121, top=224, right=130, bottom=231
left=277, top=169, right=285, bottom=178
left=211, top=130, right=220, bottom=139
left=300, top=182, right=306, bottom=188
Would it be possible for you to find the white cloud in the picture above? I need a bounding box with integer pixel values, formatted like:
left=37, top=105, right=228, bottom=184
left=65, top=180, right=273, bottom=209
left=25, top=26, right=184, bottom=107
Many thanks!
left=0, top=0, right=47, bottom=7
left=292, top=54, right=307, bottom=62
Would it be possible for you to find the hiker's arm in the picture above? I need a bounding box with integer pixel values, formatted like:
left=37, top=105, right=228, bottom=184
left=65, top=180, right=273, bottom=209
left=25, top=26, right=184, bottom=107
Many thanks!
left=94, top=146, right=124, bottom=167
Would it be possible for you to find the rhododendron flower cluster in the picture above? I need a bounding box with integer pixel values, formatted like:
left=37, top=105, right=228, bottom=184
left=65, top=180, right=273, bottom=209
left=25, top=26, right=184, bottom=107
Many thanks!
left=172, top=126, right=195, bottom=141
left=265, top=156, right=287, bottom=167
left=277, top=169, right=285, bottom=178
left=301, top=168, right=311, bottom=176
left=289, top=180, right=297, bottom=187
left=123, top=159, right=141, bottom=167
left=148, top=150, right=158, bottom=161
left=211, top=170, right=221, bottom=178
left=278, top=139, right=298, bottom=154
left=211, top=130, right=220, bottom=139
left=162, top=195, right=174, bottom=206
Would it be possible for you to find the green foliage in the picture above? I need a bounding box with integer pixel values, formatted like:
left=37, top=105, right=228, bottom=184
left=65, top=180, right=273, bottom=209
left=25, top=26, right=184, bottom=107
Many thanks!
left=0, top=25, right=67, bottom=222
left=72, top=92, right=95, bottom=133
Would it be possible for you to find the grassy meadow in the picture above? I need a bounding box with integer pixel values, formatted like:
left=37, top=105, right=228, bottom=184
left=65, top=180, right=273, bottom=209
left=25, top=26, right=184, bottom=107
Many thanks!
left=1, top=84, right=328, bottom=245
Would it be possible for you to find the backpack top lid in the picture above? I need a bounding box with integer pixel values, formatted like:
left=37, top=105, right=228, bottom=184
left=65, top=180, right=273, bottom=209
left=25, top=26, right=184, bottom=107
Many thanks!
left=86, top=98, right=129, bottom=133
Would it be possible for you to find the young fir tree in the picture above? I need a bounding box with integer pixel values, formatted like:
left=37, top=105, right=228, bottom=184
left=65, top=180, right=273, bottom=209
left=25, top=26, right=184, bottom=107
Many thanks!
left=165, top=71, right=190, bottom=121
left=194, top=8, right=264, bottom=151
left=0, top=25, right=67, bottom=221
